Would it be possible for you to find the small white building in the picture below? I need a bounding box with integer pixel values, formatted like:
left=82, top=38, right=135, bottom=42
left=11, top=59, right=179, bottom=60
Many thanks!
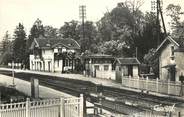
left=29, top=36, right=80, bottom=72
left=114, top=58, right=140, bottom=82
left=83, top=54, right=115, bottom=78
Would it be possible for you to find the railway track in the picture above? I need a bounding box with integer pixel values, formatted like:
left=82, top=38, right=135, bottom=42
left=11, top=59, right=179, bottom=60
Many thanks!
left=0, top=70, right=183, bottom=115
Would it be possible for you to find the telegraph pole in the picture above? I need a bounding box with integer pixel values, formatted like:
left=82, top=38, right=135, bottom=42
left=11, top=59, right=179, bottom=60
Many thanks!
left=151, top=0, right=167, bottom=47
left=79, top=5, right=86, bottom=51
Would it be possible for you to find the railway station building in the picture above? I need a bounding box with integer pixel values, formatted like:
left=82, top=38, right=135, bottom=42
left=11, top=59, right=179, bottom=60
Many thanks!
left=29, top=36, right=80, bottom=72
left=155, top=36, right=184, bottom=82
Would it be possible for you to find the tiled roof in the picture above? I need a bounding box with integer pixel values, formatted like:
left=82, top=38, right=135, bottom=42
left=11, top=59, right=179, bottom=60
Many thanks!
left=84, top=54, right=114, bottom=59
left=116, top=58, right=140, bottom=65
left=34, top=36, right=80, bottom=50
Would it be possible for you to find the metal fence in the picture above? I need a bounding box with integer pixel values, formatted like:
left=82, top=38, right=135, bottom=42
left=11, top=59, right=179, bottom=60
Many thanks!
left=122, top=77, right=183, bottom=96
left=0, top=95, right=84, bottom=117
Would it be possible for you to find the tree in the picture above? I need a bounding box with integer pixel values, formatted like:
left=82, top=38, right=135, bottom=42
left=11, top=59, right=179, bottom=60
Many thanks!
left=27, top=18, right=44, bottom=48
left=13, top=23, right=26, bottom=63
left=59, top=20, right=80, bottom=40
left=96, top=2, right=144, bottom=57
left=44, top=25, right=58, bottom=38
left=2, top=31, right=11, bottom=53
left=166, top=4, right=184, bottom=44
left=78, top=21, right=98, bottom=53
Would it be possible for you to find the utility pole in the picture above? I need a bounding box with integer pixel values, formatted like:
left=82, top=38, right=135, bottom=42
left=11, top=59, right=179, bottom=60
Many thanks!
left=79, top=5, right=86, bottom=51
left=151, top=0, right=167, bottom=47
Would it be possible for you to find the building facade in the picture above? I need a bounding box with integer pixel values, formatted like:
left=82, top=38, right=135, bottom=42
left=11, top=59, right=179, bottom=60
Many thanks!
left=83, top=54, right=115, bottom=77
left=113, top=58, right=140, bottom=83
left=29, top=36, right=80, bottom=72
left=156, top=36, right=184, bottom=82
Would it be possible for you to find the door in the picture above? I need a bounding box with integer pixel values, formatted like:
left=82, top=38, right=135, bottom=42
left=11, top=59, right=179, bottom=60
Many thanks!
left=128, top=65, right=133, bottom=77
left=48, top=61, right=51, bottom=72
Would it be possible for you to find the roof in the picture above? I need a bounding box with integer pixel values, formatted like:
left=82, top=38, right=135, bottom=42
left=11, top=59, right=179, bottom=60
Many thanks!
left=32, top=36, right=80, bottom=50
left=156, top=36, right=180, bottom=53
left=83, top=54, right=114, bottom=59
left=116, top=58, right=140, bottom=65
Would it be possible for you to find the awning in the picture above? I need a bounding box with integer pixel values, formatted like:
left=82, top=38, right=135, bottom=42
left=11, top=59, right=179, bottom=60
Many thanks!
left=162, top=64, right=176, bottom=68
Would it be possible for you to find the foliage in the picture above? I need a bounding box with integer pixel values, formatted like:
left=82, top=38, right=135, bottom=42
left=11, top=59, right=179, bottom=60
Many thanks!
left=166, top=4, right=184, bottom=41
left=97, top=2, right=145, bottom=58
left=78, top=21, right=98, bottom=53
left=2, top=31, right=11, bottom=53
left=13, top=23, right=26, bottom=63
left=59, top=20, right=80, bottom=40
left=144, top=49, right=159, bottom=77
left=59, top=20, right=98, bottom=53
left=27, top=18, right=44, bottom=48
left=44, top=25, right=58, bottom=38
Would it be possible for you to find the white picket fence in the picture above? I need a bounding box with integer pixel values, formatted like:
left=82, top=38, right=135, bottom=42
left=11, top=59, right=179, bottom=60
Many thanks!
left=122, top=77, right=183, bottom=96
left=0, top=95, right=84, bottom=117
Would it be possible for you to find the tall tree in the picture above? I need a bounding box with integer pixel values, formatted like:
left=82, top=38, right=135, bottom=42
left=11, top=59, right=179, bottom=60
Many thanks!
left=59, top=20, right=80, bottom=40
left=27, top=18, right=44, bottom=48
left=44, top=25, right=58, bottom=38
left=97, top=2, right=144, bottom=57
left=166, top=4, right=184, bottom=44
left=2, top=31, right=11, bottom=53
left=78, top=21, right=98, bottom=53
left=13, top=23, right=26, bottom=63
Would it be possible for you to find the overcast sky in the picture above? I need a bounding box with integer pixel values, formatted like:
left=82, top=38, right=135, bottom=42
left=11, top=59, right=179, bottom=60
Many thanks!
left=0, top=0, right=183, bottom=40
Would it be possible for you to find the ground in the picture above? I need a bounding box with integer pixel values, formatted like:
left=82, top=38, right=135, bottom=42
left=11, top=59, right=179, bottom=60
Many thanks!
left=0, top=86, right=28, bottom=103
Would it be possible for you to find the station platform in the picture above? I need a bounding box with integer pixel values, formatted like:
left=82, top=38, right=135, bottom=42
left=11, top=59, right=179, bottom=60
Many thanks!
left=0, top=67, right=184, bottom=101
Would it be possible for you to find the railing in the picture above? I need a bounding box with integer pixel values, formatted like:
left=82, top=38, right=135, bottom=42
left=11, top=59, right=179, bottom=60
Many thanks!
left=0, top=95, right=84, bottom=117
left=122, top=77, right=183, bottom=96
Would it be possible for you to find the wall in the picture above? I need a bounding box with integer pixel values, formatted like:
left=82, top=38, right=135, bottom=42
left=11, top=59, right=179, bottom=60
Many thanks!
left=54, top=60, right=63, bottom=72
left=159, top=43, right=178, bottom=81
left=42, top=49, right=54, bottom=72
left=96, top=70, right=116, bottom=80
left=175, top=52, right=184, bottom=82
left=133, top=66, right=139, bottom=76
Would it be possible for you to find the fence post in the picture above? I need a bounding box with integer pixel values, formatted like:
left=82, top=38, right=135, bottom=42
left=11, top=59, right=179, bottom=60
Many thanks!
left=26, top=98, right=30, bottom=117
left=146, top=76, right=149, bottom=91
left=60, top=98, right=65, bottom=117
left=156, top=78, right=159, bottom=93
left=168, top=80, right=170, bottom=95
left=80, top=94, right=84, bottom=117
left=137, top=76, right=140, bottom=90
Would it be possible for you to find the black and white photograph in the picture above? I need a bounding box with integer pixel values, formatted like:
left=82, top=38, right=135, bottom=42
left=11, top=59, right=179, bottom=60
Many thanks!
left=0, top=0, right=184, bottom=116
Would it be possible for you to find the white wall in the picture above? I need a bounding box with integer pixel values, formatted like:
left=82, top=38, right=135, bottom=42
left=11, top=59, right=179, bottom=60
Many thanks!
left=54, top=60, right=63, bottom=72
left=133, top=66, right=139, bottom=77
left=96, top=70, right=116, bottom=80
left=42, top=49, right=54, bottom=72
left=159, top=43, right=178, bottom=81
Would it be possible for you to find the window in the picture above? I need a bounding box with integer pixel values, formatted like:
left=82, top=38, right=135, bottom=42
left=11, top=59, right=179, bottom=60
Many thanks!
left=94, top=65, right=99, bottom=70
left=171, top=45, right=174, bottom=57
left=104, top=65, right=109, bottom=71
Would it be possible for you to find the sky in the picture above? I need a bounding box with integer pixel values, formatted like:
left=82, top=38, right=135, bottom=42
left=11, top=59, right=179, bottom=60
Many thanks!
left=0, top=0, right=183, bottom=40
